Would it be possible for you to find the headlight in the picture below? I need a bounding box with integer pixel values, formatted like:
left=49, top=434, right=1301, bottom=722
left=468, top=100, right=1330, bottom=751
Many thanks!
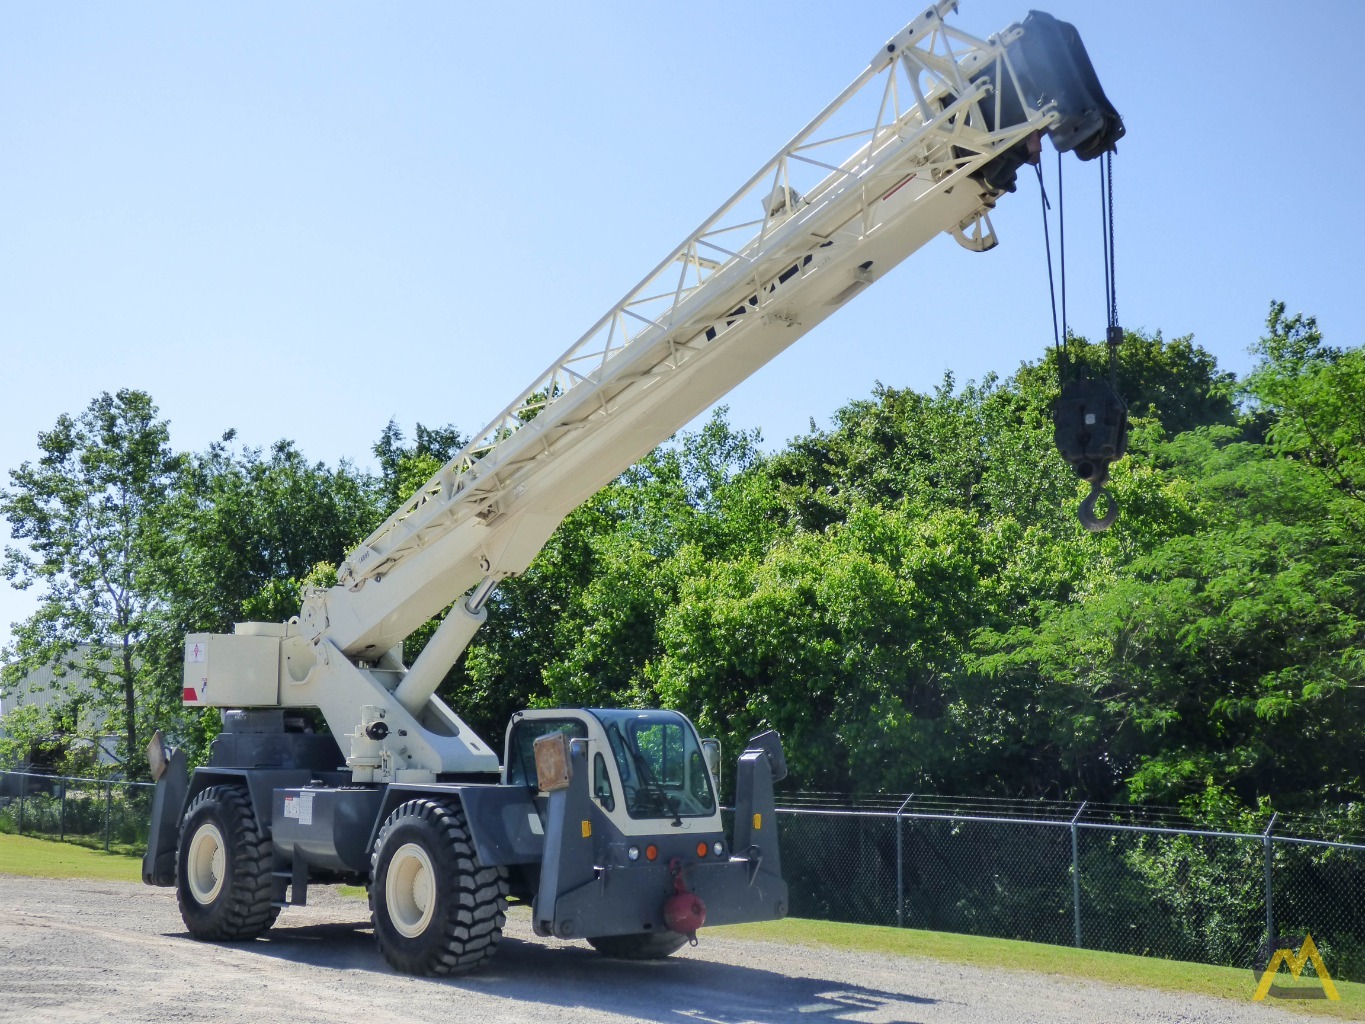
left=713, top=841, right=724, bottom=857
left=627, top=845, right=640, bottom=862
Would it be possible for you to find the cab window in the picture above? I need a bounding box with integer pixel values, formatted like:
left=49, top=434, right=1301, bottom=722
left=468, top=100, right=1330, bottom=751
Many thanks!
left=632, top=720, right=685, bottom=786
left=688, top=750, right=710, bottom=804
left=593, top=753, right=616, bottom=812
left=506, top=718, right=587, bottom=788
left=593, top=710, right=717, bottom=819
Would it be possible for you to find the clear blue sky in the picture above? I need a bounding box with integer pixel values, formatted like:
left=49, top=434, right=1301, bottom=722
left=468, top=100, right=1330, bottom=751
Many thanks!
left=3, top=1, right=1362, bottom=652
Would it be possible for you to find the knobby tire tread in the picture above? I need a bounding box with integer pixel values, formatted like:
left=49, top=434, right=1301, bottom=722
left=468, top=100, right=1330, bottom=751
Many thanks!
left=177, top=784, right=279, bottom=941
left=370, top=797, right=508, bottom=976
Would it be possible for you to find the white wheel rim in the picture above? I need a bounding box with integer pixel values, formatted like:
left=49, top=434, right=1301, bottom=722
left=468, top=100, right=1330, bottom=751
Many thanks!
left=187, top=823, right=226, bottom=905
left=386, top=842, right=437, bottom=938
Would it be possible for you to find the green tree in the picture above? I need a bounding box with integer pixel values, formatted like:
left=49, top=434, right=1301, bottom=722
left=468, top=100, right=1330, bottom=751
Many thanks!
left=140, top=435, right=381, bottom=758
left=1, top=390, right=181, bottom=775
left=649, top=505, right=987, bottom=793
left=971, top=311, right=1365, bottom=808
left=450, top=410, right=773, bottom=743
left=1243, top=301, right=1365, bottom=504
left=1019, top=329, right=1238, bottom=438
left=373, top=419, right=466, bottom=511
left=763, top=331, right=1234, bottom=538
left=149, top=435, right=380, bottom=632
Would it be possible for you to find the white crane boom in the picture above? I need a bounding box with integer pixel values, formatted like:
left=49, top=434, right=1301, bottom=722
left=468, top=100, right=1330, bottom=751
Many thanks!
left=312, top=4, right=1046, bottom=658
left=185, top=3, right=1122, bottom=781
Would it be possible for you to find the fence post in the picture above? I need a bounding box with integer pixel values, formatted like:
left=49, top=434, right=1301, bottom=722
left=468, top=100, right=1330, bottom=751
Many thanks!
left=59, top=779, right=67, bottom=841
left=17, top=773, right=25, bottom=835
left=104, top=783, right=113, bottom=852
left=1263, top=812, right=1278, bottom=943
left=896, top=794, right=913, bottom=929
left=1070, top=801, right=1088, bottom=948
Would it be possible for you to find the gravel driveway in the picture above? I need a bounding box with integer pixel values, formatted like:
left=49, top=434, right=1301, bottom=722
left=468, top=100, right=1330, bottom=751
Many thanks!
left=0, top=875, right=1337, bottom=1024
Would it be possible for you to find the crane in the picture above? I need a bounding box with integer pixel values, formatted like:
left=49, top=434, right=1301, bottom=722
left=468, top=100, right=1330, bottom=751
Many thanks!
left=143, top=2, right=1124, bottom=976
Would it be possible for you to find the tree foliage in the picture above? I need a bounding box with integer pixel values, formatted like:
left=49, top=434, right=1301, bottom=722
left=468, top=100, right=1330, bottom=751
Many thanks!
left=149, top=434, right=379, bottom=632
left=2, top=307, right=1359, bottom=824
left=441, top=318, right=1362, bottom=815
left=1, top=390, right=180, bottom=775
left=1243, top=301, right=1365, bottom=503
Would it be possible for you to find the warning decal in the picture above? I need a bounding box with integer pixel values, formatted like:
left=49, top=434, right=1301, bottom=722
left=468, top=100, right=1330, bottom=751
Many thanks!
left=283, top=792, right=315, bottom=826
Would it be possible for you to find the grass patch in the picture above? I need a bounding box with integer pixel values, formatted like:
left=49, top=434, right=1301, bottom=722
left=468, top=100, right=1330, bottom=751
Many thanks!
left=717, top=918, right=1365, bottom=1019
left=0, top=832, right=143, bottom=883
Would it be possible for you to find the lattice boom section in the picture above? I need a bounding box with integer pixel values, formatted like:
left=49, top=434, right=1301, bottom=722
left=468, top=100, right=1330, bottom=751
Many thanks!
left=339, top=2, right=1051, bottom=589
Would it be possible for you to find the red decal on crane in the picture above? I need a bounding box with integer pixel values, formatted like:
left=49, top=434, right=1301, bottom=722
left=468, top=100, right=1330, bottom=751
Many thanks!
left=881, top=173, right=917, bottom=202
left=182, top=687, right=197, bottom=702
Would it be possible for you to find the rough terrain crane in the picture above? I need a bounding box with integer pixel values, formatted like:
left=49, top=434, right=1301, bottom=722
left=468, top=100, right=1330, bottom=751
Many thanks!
left=142, top=3, right=1123, bottom=975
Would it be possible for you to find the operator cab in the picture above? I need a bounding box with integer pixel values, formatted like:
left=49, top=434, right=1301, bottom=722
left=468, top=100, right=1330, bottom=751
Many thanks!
left=503, top=708, right=719, bottom=835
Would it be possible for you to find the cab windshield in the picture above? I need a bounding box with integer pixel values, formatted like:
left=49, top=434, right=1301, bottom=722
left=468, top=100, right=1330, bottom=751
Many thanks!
left=590, top=709, right=716, bottom=819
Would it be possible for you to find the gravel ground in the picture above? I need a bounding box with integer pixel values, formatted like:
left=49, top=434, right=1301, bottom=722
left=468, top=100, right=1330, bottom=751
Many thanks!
left=0, top=875, right=1340, bottom=1024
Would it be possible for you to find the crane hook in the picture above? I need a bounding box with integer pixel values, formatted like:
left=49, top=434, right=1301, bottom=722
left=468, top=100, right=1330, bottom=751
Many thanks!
left=1077, top=479, right=1119, bottom=532
left=1052, top=375, right=1128, bottom=534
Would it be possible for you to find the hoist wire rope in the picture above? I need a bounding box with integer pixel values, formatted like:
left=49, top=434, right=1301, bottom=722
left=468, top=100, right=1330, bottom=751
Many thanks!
left=1034, top=161, right=1066, bottom=379
left=1058, top=149, right=1068, bottom=351
left=1101, top=151, right=1119, bottom=384
left=1044, top=146, right=1125, bottom=533
left=1099, top=157, right=1111, bottom=330
left=1105, top=150, right=1118, bottom=329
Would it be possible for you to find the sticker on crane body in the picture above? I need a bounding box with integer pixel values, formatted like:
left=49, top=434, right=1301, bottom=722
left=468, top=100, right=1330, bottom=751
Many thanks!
left=283, top=791, right=314, bottom=826
left=186, top=641, right=206, bottom=664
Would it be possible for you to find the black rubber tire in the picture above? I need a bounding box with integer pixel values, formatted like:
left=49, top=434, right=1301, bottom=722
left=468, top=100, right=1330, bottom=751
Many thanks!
left=587, top=931, right=689, bottom=960
left=370, top=798, right=508, bottom=976
left=176, top=784, right=279, bottom=941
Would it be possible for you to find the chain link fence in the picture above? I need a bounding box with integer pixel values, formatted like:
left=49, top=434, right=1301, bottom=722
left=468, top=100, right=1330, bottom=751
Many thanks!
left=0, top=769, right=153, bottom=854
left=764, top=796, right=1365, bottom=983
